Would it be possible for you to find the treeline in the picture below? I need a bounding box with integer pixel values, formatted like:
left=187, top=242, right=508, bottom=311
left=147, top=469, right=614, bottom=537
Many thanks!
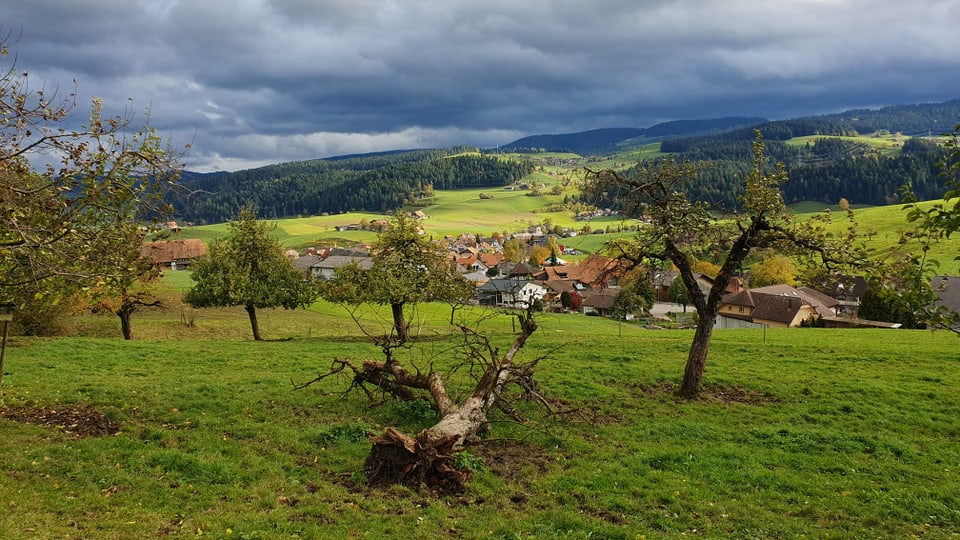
left=582, top=137, right=951, bottom=211
left=173, top=150, right=533, bottom=223
left=660, top=119, right=859, bottom=154
left=682, top=136, right=949, bottom=209
left=500, top=117, right=765, bottom=155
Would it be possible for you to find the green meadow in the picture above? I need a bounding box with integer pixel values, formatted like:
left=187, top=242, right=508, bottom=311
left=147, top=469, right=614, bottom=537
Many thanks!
left=2, top=302, right=959, bottom=539
left=172, top=183, right=960, bottom=275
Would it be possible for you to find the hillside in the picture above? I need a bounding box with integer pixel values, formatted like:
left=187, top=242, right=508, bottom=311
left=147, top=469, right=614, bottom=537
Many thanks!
left=173, top=149, right=533, bottom=224
left=169, top=99, right=960, bottom=225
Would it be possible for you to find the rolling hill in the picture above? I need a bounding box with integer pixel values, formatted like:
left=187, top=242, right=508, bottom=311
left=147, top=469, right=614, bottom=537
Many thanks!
left=171, top=99, right=960, bottom=226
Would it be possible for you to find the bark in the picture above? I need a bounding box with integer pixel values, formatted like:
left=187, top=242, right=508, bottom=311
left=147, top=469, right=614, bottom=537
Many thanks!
left=390, top=302, right=409, bottom=343
left=679, top=314, right=714, bottom=398
left=245, top=304, right=262, bottom=341
left=118, top=308, right=133, bottom=340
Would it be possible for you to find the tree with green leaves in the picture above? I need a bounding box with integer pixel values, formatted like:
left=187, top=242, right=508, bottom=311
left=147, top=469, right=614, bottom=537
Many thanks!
left=611, top=277, right=654, bottom=320
left=89, top=221, right=164, bottom=340
left=185, top=207, right=316, bottom=341
left=1, top=38, right=182, bottom=317
left=319, top=213, right=473, bottom=344
left=896, top=121, right=960, bottom=333
left=588, top=132, right=862, bottom=398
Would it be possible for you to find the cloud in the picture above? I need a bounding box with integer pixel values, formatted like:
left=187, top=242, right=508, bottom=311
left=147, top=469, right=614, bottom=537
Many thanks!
left=3, top=0, right=958, bottom=171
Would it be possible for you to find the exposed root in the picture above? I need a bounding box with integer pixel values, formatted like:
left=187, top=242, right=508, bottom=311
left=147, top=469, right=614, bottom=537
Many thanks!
left=364, top=427, right=469, bottom=496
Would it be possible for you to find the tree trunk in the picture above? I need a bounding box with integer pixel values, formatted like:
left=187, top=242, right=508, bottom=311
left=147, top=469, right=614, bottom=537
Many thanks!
left=363, top=312, right=537, bottom=494
left=118, top=307, right=133, bottom=340
left=390, top=302, right=409, bottom=343
left=679, top=312, right=715, bottom=398
left=245, top=304, right=262, bottom=341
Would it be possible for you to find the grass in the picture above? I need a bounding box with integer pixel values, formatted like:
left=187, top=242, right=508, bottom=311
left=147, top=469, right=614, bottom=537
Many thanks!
left=785, top=133, right=905, bottom=157
left=2, top=300, right=960, bottom=538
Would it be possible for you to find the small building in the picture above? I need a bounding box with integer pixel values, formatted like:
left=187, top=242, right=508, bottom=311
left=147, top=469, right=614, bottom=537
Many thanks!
left=580, top=288, right=620, bottom=317
left=475, top=279, right=547, bottom=308
left=717, top=286, right=832, bottom=329
left=141, top=239, right=206, bottom=270
left=308, top=255, right=374, bottom=280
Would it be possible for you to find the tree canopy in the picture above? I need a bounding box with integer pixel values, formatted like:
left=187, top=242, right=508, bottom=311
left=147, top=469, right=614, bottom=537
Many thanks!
left=0, top=38, right=182, bottom=338
left=588, top=131, right=864, bottom=398
left=894, top=121, right=960, bottom=333
left=318, top=213, right=473, bottom=344
left=185, top=207, right=316, bottom=340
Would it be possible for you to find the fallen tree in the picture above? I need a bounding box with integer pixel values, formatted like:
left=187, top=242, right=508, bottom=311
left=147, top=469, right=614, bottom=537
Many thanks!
left=296, top=307, right=541, bottom=494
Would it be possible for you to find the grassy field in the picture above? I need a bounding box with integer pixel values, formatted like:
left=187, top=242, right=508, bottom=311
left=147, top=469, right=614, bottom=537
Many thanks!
left=2, top=301, right=959, bottom=539
left=784, top=133, right=905, bottom=157
left=170, top=190, right=960, bottom=276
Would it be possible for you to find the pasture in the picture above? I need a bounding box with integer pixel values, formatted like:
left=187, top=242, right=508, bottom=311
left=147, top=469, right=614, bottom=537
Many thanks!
left=172, top=190, right=960, bottom=275
left=1, top=301, right=958, bottom=539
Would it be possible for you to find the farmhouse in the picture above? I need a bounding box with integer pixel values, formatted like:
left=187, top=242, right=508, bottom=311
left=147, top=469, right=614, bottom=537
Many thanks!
left=306, top=254, right=373, bottom=280
left=580, top=288, right=620, bottom=317
left=717, top=289, right=818, bottom=328
left=141, top=239, right=205, bottom=270
left=716, top=284, right=843, bottom=328
left=475, top=279, right=547, bottom=308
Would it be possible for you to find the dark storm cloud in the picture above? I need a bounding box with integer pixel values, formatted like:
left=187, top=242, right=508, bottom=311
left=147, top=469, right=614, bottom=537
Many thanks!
left=2, top=0, right=958, bottom=171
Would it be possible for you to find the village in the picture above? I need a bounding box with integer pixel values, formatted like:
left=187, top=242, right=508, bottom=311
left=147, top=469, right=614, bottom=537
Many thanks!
left=140, top=214, right=960, bottom=331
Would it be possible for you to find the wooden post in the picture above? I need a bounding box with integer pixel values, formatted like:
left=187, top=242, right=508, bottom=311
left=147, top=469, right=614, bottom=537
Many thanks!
left=0, top=307, right=12, bottom=391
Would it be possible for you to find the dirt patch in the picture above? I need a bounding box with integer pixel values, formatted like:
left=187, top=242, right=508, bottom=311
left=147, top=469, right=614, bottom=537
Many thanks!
left=0, top=404, right=121, bottom=438
left=470, top=438, right=555, bottom=484
left=639, top=381, right=778, bottom=405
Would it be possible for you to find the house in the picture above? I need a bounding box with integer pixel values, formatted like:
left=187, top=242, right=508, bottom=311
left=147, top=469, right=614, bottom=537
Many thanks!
left=536, top=264, right=578, bottom=282
left=718, top=289, right=819, bottom=328
left=576, top=253, right=622, bottom=289
left=651, top=270, right=740, bottom=302
left=504, top=261, right=538, bottom=280
left=308, top=254, right=374, bottom=280
left=479, top=252, right=504, bottom=270
left=580, top=288, right=620, bottom=317
left=717, top=284, right=838, bottom=328
left=293, top=254, right=324, bottom=275
left=651, top=270, right=678, bottom=302
left=141, top=239, right=206, bottom=270
left=475, top=279, right=547, bottom=308
left=540, top=278, right=587, bottom=307
left=807, top=275, right=868, bottom=318
left=741, top=284, right=838, bottom=318
left=454, top=252, right=488, bottom=274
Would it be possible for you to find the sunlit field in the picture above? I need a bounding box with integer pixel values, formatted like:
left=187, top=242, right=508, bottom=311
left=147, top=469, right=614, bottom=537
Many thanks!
left=2, top=300, right=958, bottom=538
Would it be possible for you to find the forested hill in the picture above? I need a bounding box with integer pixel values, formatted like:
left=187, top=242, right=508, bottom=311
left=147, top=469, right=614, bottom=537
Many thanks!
left=651, top=100, right=960, bottom=209
left=501, top=117, right=766, bottom=154
left=172, top=148, right=533, bottom=224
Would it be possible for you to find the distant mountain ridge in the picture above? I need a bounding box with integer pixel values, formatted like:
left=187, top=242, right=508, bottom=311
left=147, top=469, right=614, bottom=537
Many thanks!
left=499, top=99, right=960, bottom=155
left=173, top=99, right=960, bottom=224
left=500, top=117, right=766, bottom=155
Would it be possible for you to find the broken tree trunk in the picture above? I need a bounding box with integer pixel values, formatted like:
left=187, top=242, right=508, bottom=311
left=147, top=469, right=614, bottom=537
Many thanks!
left=362, top=310, right=538, bottom=494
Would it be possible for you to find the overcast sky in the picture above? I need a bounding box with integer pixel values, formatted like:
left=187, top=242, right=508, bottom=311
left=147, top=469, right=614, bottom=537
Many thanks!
left=3, top=1, right=958, bottom=172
